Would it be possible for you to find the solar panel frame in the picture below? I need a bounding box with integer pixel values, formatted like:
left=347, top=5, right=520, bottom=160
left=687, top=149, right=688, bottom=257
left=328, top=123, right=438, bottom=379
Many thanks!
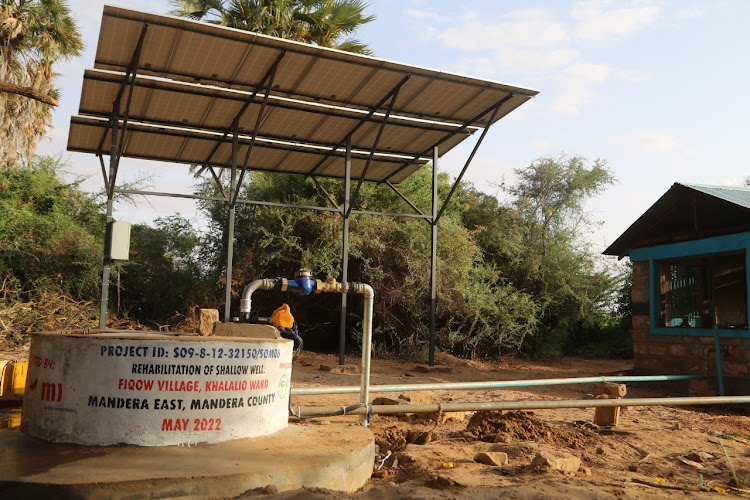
left=68, top=115, right=426, bottom=184
left=69, top=5, right=538, bottom=185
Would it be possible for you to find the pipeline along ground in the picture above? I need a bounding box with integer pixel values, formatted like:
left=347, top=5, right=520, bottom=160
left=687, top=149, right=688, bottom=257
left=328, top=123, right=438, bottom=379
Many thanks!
left=268, top=352, right=750, bottom=499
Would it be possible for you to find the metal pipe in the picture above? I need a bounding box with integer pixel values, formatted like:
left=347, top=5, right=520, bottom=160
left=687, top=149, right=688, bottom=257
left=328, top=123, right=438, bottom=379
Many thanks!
left=296, top=395, right=750, bottom=417
left=354, top=282, right=375, bottom=425
left=714, top=329, right=726, bottom=396
left=339, top=136, right=352, bottom=366
left=238, top=275, right=375, bottom=426
left=429, top=146, right=438, bottom=366
left=99, top=99, right=120, bottom=330
left=290, top=374, right=702, bottom=396
left=224, top=120, right=238, bottom=322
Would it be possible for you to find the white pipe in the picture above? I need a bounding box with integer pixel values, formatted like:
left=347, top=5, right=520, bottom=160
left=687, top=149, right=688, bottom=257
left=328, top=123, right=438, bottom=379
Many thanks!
left=296, top=395, right=750, bottom=417
left=354, top=283, right=374, bottom=425
left=239, top=278, right=277, bottom=320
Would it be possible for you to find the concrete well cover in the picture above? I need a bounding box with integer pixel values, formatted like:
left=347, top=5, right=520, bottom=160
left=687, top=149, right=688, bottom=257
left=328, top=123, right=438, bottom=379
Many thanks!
left=21, top=332, right=293, bottom=446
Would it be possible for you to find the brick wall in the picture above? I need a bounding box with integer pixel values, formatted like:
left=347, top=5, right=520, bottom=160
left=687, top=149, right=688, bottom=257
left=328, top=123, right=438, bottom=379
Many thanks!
left=631, top=261, right=750, bottom=395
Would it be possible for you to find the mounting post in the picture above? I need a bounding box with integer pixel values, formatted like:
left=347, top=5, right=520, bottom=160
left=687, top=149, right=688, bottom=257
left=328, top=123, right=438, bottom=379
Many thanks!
left=99, top=100, right=120, bottom=330
left=339, top=135, right=352, bottom=365
left=224, top=119, right=239, bottom=322
left=429, top=146, right=438, bottom=366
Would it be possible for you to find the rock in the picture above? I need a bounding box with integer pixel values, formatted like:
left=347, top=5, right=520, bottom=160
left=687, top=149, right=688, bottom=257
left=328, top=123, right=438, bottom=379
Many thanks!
left=489, top=442, right=538, bottom=460
left=199, top=309, right=219, bottom=336
left=407, top=430, right=433, bottom=445
left=318, top=364, right=361, bottom=374
left=579, top=466, right=592, bottom=476
left=531, top=451, right=581, bottom=474
left=473, top=452, right=509, bottom=466
left=413, top=365, right=453, bottom=374
left=372, top=397, right=405, bottom=406
left=686, top=452, right=714, bottom=463
left=492, top=434, right=511, bottom=444
left=704, top=466, right=723, bottom=476
left=213, top=323, right=280, bottom=339
left=426, top=475, right=462, bottom=489
left=676, top=456, right=704, bottom=469
left=398, top=391, right=434, bottom=405
left=628, top=465, right=638, bottom=472
left=596, top=447, right=605, bottom=455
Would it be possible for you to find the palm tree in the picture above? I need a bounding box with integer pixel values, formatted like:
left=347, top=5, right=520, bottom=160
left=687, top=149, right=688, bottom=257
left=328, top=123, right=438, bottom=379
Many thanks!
left=171, top=0, right=375, bottom=55
left=0, top=0, right=83, bottom=169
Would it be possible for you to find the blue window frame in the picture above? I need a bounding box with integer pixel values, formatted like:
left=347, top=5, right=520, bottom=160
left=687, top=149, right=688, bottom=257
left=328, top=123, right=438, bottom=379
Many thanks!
left=630, top=232, right=750, bottom=338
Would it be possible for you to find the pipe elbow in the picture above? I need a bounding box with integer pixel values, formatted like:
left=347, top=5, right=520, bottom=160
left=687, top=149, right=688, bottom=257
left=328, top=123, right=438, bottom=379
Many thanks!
left=240, top=279, right=277, bottom=315
left=348, top=282, right=374, bottom=299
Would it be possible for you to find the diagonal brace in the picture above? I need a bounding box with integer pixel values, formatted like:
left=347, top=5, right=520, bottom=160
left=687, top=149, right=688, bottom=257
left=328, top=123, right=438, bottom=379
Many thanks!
left=230, top=57, right=281, bottom=206
left=202, top=51, right=286, bottom=168
left=434, top=101, right=505, bottom=224
left=307, top=74, right=411, bottom=177
left=379, top=92, right=515, bottom=184
left=345, top=85, right=402, bottom=217
left=208, top=166, right=228, bottom=199
left=385, top=181, right=425, bottom=217
left=109, top=23, right=149, bottom=198
left=311, top=176, right=340, bottom=210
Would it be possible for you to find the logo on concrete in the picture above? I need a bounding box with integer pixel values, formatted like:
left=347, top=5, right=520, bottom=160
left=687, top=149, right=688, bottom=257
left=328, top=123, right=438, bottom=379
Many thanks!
left=278, top=374, right=288, bottom=399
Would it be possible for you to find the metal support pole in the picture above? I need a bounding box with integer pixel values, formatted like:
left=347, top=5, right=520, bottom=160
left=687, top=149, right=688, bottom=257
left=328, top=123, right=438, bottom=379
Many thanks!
left=429, top=146, right=438, bottom=366
left=224, top=119, right=239, bottom=322
left=339, top=136, right=352, bottom=365
left=99, top=100, right=120, bottom=330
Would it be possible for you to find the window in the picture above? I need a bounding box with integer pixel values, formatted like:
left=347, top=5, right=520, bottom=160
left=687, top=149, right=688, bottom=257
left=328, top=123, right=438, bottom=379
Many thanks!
left=659, top=252, right=747, bottom=330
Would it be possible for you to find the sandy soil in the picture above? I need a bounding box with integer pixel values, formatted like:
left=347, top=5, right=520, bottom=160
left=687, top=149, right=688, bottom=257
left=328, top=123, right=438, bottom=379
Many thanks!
left=265, top=351, right=750, bottom=499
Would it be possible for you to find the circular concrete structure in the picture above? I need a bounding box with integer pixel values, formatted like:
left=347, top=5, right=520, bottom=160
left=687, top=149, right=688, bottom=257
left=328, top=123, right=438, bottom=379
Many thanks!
left=21, top=332, right=293, bottom=446
left=0, top=422, right=375, bottom=497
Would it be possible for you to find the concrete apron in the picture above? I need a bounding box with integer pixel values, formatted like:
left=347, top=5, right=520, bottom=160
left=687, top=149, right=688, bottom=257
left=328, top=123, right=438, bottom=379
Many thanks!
left=0, top=422, right=375, bottom=497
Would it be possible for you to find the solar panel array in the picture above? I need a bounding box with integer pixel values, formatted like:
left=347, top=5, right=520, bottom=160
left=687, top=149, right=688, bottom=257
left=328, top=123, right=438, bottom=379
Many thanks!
left=68, top=5, right=538, bottom=183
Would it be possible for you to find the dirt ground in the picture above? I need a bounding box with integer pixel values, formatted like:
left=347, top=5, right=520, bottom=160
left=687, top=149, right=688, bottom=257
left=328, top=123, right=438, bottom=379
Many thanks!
left=271, top=351, right=750, bottom=499
left=4, top=345, right=750, bottom=498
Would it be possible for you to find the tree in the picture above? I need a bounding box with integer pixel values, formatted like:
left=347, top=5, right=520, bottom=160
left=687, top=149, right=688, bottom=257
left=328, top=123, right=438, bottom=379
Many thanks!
left=503, top=155, right=618, bottom=356
left=0, top=0, right=83, bottom=168
left=171, top=0, right=375, bottom=54
left=0, top=155, right=102, bottom=298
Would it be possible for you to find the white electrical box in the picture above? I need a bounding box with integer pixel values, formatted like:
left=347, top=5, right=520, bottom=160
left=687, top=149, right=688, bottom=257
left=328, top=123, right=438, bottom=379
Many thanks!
left=108, top=220, right=131, bottom=261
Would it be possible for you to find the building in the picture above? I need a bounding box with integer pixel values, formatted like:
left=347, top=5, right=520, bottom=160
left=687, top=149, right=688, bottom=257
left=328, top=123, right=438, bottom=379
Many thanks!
left=604, top=183, right=750, bottom=395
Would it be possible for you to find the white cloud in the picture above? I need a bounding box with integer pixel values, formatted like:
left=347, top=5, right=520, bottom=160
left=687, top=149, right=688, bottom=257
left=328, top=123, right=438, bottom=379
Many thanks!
left=558, top=62, right=613, bottom=86
left=616, top=68, right=650, bottom=83
left=531, top=139, right=550, bottom=151
left=631, top=131, right=683, bottom=152
left=677, top=8, right=704, bottom=19
left=438, top=9, right=569, bottom=52
left=572, top=0, right=659, bottom=42
left=549, top=87, right=596, bottom=116
left=403, top=8, right=440, bottom=22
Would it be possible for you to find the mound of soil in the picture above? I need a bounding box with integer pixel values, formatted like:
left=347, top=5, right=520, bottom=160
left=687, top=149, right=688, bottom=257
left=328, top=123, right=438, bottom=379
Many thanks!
left=465, top=410, right=591, bottom=449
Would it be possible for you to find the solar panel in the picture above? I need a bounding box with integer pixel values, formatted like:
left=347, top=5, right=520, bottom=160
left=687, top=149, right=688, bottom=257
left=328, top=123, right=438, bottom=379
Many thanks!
left=69, top=5, right=538, bottom=184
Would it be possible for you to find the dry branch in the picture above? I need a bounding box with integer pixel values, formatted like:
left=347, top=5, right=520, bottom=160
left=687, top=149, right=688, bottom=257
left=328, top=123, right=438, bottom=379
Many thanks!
left=0, top=82, right=58, bottom=106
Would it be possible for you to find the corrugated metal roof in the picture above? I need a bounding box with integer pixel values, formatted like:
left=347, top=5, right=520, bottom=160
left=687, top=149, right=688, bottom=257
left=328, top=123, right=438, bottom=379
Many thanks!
left=604, top=183, right=750, bottom=257
left=681, top=183, right=750, bottom=209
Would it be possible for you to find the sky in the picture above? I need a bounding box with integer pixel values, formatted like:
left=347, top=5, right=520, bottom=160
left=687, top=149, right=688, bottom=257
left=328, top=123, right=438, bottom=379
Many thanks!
left=39, top=0, right=750, bottom=251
